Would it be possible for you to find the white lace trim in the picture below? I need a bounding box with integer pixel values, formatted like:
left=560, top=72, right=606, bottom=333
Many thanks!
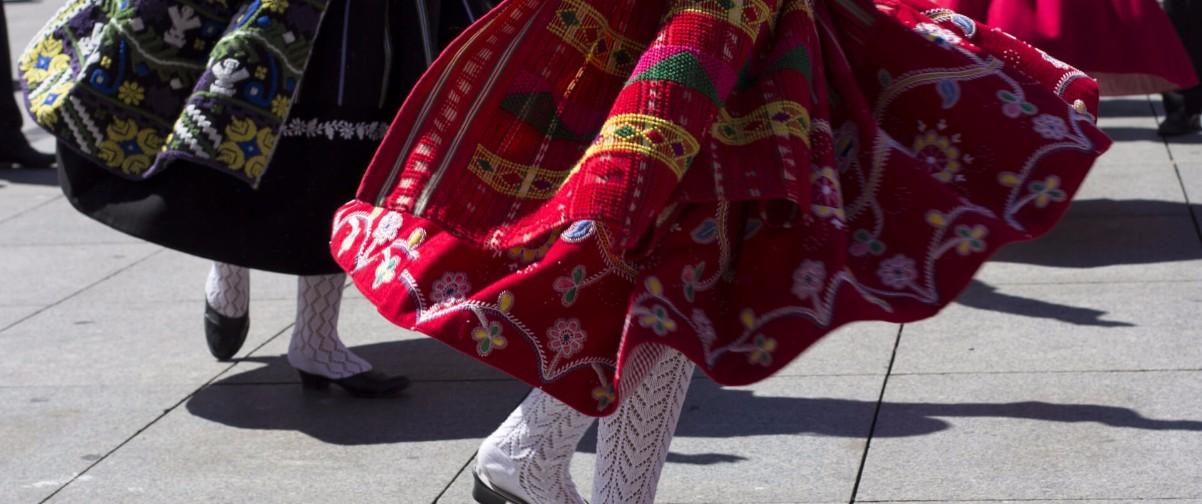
left=280, top=118, right=390, bottom=141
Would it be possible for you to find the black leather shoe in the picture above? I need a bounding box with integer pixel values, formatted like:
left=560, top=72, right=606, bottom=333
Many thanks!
left=203, top=302, right=250, bottom=361
left=297, top=369, right=410, bottom=398
left=1158, top=113, right=1202, bottom=137
left=0, top=132, right=56, bottom=169
left=472, top=471, right=530, bottom=504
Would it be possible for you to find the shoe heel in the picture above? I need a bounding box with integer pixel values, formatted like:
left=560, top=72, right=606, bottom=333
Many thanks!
left=297, top=371, right=331, bottom=391
left=472, top=471, right=529, bottom=504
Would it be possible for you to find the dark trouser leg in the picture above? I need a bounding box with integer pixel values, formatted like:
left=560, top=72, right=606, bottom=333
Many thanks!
left=1163, top=0, right=1202, bottom=117
left=0, top=1, right=25, bottom=131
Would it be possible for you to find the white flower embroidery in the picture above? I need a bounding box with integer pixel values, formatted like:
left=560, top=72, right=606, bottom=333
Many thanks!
left=791, top=260, right=826, bottom=300
left=878, top=255, right=918, bottom=289
left=1032, top=114, right=1069, bottom=140
left=546, top=318, right=587, bottom=358
left=431, top=272, right=471, bottom=306
left=373, top=212, right=403, bottom=243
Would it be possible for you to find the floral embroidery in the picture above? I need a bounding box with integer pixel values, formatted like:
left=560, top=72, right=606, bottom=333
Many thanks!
left=373, top=212, right=404, bottom=243
left=217, top=117, right=276, bottom=179
left=914, top=121, right=965, bottom=183
left=878, top=255, right=918, bottom=289
left=748, top=334, right=778, bottom=366
left=117, top=81, right=146, bottom=106
left=954, top=224, right=988, bottom=255
left=263, top=0, right=290, bottom=13
left=850, top=229, right=886, bottom=256
left=373, top=251, right=399, bottom=289
left=28, top=82, right=73, bottom=128
left=1032, top=114, right=1068, bottom=140
left=19, top=38, right=69, bottom=84
left=281, top=118, right=390, bottom=141
left=913, top=22, right=962, bottom=48
left=997, top=90, right=1038, bottom=118
left=681, top=262, right=705, bottom=302
left=810, top=167, right=846, bottom=220
left=472, top=320, right=508, bottom=356
left=507, top=233, right=558, bottom=264
left=431, top=272, right=472, bottom=306
left=638, top=304, right=678, bottom=336
left=791, top=260, right=826, bottom=300
left=553, top=265, right=587, bottom=306
left=271, top=96, right=290, bottom=118
left=547, top=318, right=587, bottom=358
left=97, top=118, right=165, bottom=175
left=1029, top=177, right=1066, bottom=208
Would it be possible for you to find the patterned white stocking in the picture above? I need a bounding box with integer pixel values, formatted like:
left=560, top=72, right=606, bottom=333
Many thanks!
left=286, top=274, right=373, bottom=379
left=592, top=345, right=695, bottom=504
left=204, top=262, right=249, bottom=318
left=476, top=389, right=592, bottom=504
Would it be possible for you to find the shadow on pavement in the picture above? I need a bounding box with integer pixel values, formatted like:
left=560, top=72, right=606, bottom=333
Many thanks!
left=957, top=280, right=1133, bottom=328
left=0, top=166, right=57, bottom=186
left=1097, top=98, right=1156, bottom=118
left=992, top=199, right=1202, bottom=268
left=185, top=340, right=1202, bottom=452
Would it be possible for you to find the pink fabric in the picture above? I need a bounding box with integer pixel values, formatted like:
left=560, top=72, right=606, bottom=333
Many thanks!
left=939, top=0, right=1199, bottom=95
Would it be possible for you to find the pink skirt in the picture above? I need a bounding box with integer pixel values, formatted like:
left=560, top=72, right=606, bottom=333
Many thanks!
left=939, top=0, right=1198, bottom=95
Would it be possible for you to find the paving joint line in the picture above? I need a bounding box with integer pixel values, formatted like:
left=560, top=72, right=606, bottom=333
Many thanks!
left=38, top=321, right=296, bottom=503
left=1151, top=94, right=1202, bottom=249
left=0, top=194, right=63, bottom=226
left=431, top=392, right=531, bottom=503
left=0, top=248, right=164, bottom=334
left=849, top=323, right=904, bottom=503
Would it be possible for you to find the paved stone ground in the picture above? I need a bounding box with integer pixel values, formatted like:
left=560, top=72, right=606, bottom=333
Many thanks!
left=4, top=1, right=1202, bottom=503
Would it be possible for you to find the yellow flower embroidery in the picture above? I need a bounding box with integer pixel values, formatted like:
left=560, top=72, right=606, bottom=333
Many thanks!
left=28, top=82, right=74, bottom=128
left=216, top=117, right=276, bottom=179
left=117, top=81, right=145, bottom=106
left=270, top=95, right=289, bottom=119
left=19, top=37, right=70, bottom=84
left=97, top=117, right=165, bottom=175
left=262, top=0, right=289, bottom=13
left=254, top=66, right=268, bottom=80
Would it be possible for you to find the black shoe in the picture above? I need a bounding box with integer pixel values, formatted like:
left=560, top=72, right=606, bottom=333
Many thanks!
left=297, top=369, right=410, bottom=398
left=472, top=471, right=530, bottom=504
left=203, top=302, right=250, bottom=361
left=1157, top=113, right=1202, bottom=137
left=0, top=132, right=56, bottom=169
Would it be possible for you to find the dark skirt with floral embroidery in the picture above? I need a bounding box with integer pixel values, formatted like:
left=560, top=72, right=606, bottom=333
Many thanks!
left=56, top=1, right=479, bottom=275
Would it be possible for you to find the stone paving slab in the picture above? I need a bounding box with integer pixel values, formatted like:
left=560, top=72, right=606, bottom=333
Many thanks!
left=0, top=385, right=192, bottom=504
left=857, top=371, right=1202, bottom=502
left=0, top=197, right=142, bottom=246
left=978, top=213, right=1202, bottom=285
left=0, top=242, right=157, bottom=307
left=894, top=281, right=1202, bottom=374
left=440, top=374, right=885, bottom=504
left=49, top=380, right=529, bottom=504
left=70, top=247, right=297, bottom=305
left=0, top=298, right=295, bottom=386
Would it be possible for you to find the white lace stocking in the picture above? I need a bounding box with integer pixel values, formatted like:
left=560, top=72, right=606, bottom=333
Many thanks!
left=592, top=345, right=695, bottom=504
left=476, top=389, right=591, bottom=504
left=204, top=262, right=249, bottom=318
left=286, top=274, right=372, bottom=379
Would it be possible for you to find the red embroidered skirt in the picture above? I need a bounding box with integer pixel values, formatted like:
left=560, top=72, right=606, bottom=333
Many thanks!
left=939, top=0, right=1199, bottom=96
left=333, top=0, right=1111, bottom=415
